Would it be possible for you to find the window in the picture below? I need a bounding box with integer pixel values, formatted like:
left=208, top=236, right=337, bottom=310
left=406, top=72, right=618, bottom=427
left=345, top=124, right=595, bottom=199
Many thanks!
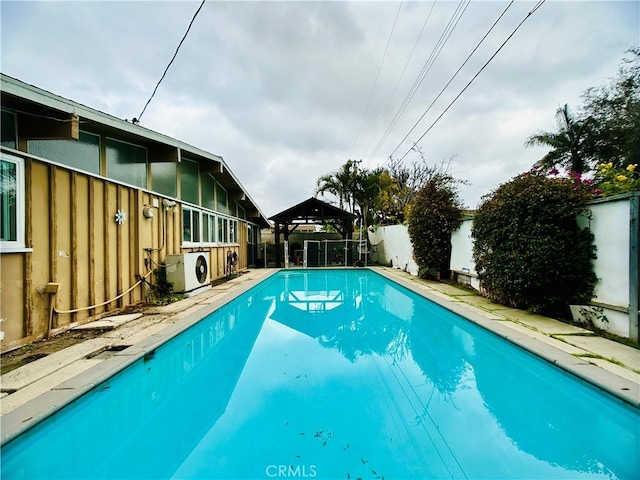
left=214, top=217, right=238, bottom=244
left=215, top=181, right=228, bottom=214
left=202, top=173, right=216, bottom=211
left=0, top=153, right=27, bottom=251
left=180, top=158, right=199, bottom=205
left=151, top=162, right=177, bottom=198
left=1, top=110, right=17, bottom=149
left=182, top=206, right=201, bottom=244
left=217, top=216, right=225, bottom=243
left=229, top=219, right=238, bottom=243
left=106, top=138, right=147, bottom=188
left=28, top=131, right=100, bottom=175
left=236, top=203, right=246, bottom=220
left=203, top=212, right=216, bottom=243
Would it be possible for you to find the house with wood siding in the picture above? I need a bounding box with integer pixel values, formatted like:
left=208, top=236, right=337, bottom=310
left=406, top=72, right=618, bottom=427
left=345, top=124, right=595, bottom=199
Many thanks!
left=0, top=73, right=270, bottom=352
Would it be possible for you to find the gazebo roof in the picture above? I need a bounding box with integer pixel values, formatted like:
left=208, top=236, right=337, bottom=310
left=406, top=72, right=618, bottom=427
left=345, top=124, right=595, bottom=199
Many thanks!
left=269, top=197, right=356, bottom=224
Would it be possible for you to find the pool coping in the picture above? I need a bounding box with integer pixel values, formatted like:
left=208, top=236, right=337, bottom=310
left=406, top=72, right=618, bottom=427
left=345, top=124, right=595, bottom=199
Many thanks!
left=373, top=268, right=640, bottom=409
left=2, top=266, right=638, bottom=447
left=0, top=269, right=280, bottom=446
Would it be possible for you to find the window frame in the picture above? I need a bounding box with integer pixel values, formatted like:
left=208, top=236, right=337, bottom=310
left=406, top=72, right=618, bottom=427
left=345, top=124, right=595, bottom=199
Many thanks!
left=182, top=205, right=202, bottom=245
left=202, top=211, right=217, bottom=245
left=182, top=204, right=240, bottom=247
left=0, top=152, right=30, bottom=252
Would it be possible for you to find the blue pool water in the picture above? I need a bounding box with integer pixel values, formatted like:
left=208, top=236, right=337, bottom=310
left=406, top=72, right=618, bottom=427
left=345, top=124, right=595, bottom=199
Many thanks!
left=2, top=269, right=639, bottom=479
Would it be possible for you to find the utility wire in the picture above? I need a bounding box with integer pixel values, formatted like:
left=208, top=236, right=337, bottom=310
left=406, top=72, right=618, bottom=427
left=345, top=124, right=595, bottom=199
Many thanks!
left=350, top=0, right=403, bottom=159
left=389, top=0, right=515, bottom=159
left=370, top=0, right=470, bottom=161
left=396, top=0, right=546, bottom=162
left=363, top=0, right=438, bottom=162
left=137, top=0, right=207, bottom=122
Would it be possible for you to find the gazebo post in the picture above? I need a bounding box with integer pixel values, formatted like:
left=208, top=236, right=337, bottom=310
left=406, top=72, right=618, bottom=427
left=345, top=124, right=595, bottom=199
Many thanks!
left=275, top=221, right=282, bottom=267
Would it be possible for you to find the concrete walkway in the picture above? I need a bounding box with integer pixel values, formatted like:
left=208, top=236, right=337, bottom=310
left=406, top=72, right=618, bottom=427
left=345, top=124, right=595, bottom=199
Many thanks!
left=0, top=269, right=275, bottom=417
left=2, top=267, right=638, bottom=427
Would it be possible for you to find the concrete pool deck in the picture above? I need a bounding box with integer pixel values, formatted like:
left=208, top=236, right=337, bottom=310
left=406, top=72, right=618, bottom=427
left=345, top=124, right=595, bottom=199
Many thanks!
left=1, top=266, right=639, bottom=440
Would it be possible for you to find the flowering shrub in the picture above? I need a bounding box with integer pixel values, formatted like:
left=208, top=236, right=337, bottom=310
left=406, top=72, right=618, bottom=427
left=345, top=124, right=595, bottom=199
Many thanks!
left=472, top=172, right=597, bottom=319
left=592, top=162, right=640, bottom=196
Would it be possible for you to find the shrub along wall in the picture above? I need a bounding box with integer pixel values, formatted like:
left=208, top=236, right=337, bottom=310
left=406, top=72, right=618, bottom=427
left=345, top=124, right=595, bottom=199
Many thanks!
left=368, top=187, right=638, bottom=340
left=450, top=190, right=638, bottom=340
left=471, top=172, right=597, bottom=320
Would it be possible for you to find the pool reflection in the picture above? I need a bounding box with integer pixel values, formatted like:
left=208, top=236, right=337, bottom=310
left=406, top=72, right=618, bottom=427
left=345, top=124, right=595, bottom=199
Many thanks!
left=2, top=292, right=274, bottom=479
left=269, top=270, right=639, bottom=479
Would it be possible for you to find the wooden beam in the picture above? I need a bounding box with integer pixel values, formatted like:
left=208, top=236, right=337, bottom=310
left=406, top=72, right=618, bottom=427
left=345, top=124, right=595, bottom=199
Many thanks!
left=201, top=160, right=223, bottom=174
left=148, top=144, right=178, bottom=163
left=18, top=112, right=79, bottom=140
left=230, top=190, right=246, bottom=202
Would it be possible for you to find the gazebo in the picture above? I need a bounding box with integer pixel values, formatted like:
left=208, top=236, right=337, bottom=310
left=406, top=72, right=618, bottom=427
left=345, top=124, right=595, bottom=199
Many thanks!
left=269, top=197, right=357, bottom=267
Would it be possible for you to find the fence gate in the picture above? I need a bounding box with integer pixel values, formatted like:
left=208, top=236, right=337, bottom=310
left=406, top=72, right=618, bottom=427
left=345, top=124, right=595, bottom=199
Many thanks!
left=302, top=239, right=369, bottom=268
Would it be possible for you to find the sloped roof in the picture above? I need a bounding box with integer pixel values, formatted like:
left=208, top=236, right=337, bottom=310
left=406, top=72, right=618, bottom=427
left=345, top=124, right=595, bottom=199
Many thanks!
left=0, top=73, right=270, bottom=227
left=270, top=197, right=356, bottom=223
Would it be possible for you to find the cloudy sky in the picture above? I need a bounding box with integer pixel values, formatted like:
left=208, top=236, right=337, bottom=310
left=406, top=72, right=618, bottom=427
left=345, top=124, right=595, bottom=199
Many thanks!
left=1, top=0, right=638, bottom=217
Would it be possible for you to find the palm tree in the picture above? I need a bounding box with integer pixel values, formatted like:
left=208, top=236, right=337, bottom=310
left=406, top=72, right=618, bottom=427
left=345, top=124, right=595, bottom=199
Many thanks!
left=353, top=167, right=384, bottom=231
left=315, top=160, right=359, bottom=211
left=525, top=104, right=593, bottom=174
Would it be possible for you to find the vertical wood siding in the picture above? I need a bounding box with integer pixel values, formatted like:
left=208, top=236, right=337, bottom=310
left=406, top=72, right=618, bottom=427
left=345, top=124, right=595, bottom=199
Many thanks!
left=1, top=159, right=254, bottom=352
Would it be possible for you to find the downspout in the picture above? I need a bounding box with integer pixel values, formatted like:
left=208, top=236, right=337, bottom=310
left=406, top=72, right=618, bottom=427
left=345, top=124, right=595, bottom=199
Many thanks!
left=629, top=192, right=639, bottom=343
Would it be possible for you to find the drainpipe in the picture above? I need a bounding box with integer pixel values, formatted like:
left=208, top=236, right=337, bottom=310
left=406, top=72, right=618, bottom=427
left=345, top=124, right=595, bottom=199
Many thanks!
left=629, top=193, right=639, bottom=343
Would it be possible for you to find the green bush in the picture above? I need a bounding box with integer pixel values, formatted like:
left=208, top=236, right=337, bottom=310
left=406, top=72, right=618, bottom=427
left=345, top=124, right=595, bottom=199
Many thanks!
left=149, top=266, right=184, bottom=305
left=407, top=180, right=464, bottom=279
left=472, top=172, right=597, bottom=318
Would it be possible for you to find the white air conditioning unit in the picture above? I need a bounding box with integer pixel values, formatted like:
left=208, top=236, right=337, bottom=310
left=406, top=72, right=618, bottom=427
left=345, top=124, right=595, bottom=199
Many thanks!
left=165, top=253, right=210, bottom=295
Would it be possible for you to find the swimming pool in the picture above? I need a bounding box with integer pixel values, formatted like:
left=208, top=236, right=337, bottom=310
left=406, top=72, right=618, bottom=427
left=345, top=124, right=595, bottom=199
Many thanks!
left=2, top=269, right=639, bottom=479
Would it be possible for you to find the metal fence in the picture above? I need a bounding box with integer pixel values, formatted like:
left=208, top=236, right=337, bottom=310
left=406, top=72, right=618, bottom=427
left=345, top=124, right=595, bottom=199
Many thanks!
left=302, top=239, right=369, bottom=268
left=257, top=239, right=369, bottom=268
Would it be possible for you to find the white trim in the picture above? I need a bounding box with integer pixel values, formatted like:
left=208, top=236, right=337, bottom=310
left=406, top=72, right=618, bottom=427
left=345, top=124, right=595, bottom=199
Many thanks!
left=0, top=152, right=26, bottom=250
left=0, top=246, right=33, bottom=254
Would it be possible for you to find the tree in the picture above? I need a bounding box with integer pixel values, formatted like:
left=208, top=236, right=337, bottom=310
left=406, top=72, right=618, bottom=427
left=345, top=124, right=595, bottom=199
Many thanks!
left=352, top=167, right=385, bottom=231
left=525, top=104, right=594, bottom=174
left=407, top=177, right=464, bottom=279
left=581, top=47, right=640, bottom=169
left=384, top=147, right=466, bottom=224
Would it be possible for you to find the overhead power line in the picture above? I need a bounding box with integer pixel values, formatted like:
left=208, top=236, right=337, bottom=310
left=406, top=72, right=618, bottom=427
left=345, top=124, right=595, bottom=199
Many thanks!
left=370, top=0, right=470, bottom=161
left=137, top=0, right=207, bottom=123
left=395, top=0, right=547, bottom=162
left=363, top=0, right=438, bottom=161
left=389, top=0, right=515, bottom=159
left=350, top=0, right=404, bottom=158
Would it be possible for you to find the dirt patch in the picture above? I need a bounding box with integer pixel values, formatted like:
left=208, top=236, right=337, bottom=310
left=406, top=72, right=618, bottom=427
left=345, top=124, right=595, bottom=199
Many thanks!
left=1, top=329, right=107, bottom=375
left=1, top=272, right=247, bottom=376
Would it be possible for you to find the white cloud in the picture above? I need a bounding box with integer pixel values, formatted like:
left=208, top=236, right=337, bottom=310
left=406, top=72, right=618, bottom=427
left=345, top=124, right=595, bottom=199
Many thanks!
left=1, top=0, right=637, bottom=216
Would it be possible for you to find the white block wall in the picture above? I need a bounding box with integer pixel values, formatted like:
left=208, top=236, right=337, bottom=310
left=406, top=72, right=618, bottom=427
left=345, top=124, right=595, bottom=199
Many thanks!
left=367, top=225, right=419, bottom=276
